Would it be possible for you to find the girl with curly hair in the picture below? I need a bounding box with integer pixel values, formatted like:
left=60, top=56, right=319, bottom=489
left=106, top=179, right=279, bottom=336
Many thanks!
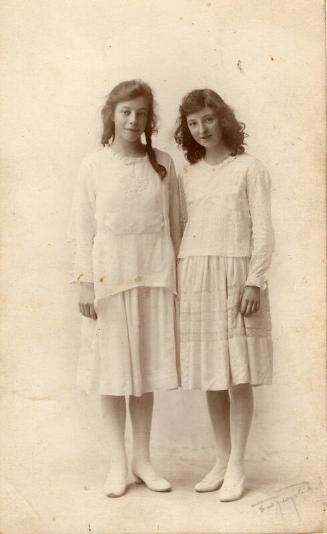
left=70, top=80, right=181, bottom=497
left=175, top=89, right=274, bottom=501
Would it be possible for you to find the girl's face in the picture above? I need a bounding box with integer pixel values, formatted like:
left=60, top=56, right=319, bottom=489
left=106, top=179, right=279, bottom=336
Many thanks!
left=114, top=96, right=148, bottom=143
left=186, top=107, right=223, bottom=149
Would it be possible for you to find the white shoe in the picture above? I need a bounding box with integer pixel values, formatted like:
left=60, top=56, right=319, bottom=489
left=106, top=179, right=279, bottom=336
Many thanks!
left=103, top=470, right=127, bottom=498
left=194, top=468, right=225, bottom=493
left=218, top=475, right=245, bottom=502
left=132, top=462, right=172, bottom=492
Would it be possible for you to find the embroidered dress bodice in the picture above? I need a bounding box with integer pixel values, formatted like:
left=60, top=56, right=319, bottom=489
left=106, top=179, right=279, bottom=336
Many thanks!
left=178, top=153, right=274, bottom=288
left=70, top=147, right=180, bottom=300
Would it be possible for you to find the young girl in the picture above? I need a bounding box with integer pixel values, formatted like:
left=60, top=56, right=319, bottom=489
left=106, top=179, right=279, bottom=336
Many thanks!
left=174, top=89, right=274, bottom=501
left=70, top=80, right=181, bottom=497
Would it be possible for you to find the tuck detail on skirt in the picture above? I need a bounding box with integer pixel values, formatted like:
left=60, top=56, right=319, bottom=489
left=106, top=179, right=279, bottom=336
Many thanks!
left=178, top=256, right=273, bottom=391
left=77, top=287, right=179, bottom=397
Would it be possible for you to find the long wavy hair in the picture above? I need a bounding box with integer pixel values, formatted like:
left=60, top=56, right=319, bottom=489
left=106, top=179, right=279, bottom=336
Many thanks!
left=174, top=89, right=247, bottom=164
left=101, top=79, right=166, bottom=179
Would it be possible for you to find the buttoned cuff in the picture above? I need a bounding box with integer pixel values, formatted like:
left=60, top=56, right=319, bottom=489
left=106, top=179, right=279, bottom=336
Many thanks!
left=70, top=271, right=94, bottom=285
left=245, top=275, right=267, bottom=290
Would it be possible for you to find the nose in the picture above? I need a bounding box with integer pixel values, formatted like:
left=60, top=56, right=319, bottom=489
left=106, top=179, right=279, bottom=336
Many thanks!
left=129, top=112, right=137, bottom=126
left=199, top=122, right=207, bottom=135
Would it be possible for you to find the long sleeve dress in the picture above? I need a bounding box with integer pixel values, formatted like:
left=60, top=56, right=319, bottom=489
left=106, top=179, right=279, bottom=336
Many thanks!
left=70, top=146, right=181, bottom=396
left=178, top=153, right=274, bottom=390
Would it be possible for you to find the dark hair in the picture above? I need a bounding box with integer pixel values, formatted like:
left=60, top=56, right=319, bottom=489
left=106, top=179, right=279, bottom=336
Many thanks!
left=101, top=79, right=166, bottom=179
left=174, top=89, right=247, bottom=164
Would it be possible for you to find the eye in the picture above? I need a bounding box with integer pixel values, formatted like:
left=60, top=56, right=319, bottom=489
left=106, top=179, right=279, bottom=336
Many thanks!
left=121, top=110, right=130, bottom=116
left=205, top=117, right=214, bottom=123
left=187, top=121, right=196, bottom=127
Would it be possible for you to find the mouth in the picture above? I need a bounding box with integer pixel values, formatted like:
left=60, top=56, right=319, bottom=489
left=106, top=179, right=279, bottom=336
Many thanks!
left=125, top=128, right=139, bottom=132
left=200, top=135, right=211, bottom=140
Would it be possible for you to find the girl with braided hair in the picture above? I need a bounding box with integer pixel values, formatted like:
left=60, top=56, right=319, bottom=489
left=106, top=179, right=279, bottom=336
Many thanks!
left=71, top=80, right=181, bottom=497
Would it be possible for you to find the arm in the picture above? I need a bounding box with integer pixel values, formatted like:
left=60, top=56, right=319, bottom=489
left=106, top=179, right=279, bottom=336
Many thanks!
left=178, top=168, right=188, bottom=236
left=70, top=157, right=97, bottom=319
left=240, top=159, right=274, bottom=316
left=167, top=158, right=183, bottom=257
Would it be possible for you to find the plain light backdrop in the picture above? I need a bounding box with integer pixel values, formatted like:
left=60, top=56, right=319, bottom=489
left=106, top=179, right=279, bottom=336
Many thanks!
left=0, top=0, right=325, bottom=516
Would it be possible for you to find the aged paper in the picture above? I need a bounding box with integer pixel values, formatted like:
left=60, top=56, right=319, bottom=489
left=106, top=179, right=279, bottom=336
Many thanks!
left=0, top=1, right=326, bottom=533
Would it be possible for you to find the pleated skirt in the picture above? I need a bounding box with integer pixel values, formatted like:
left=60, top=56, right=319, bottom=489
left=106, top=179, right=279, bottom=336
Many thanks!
left=178, top=256, right=273, bottom=390
left=77, top=287, right=179, bottom=397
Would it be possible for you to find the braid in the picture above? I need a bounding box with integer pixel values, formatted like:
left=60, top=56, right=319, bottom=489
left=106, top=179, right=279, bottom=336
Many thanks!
left=100, top=80, right=166, bottom=177
left=145, top=129, right=166, bottom=180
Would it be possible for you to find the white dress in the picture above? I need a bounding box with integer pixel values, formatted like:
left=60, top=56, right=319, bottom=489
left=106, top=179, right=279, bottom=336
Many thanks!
left=70, top=147, right=181, bottom=396
left=178, top=154, right=274, bottom=390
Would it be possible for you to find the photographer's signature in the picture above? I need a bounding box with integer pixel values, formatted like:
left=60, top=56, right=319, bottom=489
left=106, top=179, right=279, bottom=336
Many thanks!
left=251, top=481, right=313, bottom=521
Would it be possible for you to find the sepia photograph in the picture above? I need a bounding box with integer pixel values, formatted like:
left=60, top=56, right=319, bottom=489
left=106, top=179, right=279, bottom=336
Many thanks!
left=0, top=1, right=326, bottom=533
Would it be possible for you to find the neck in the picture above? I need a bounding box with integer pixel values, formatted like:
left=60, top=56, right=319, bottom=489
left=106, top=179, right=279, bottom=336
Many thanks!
left=111, top=137, right=145, bottom=157
left=204, top=144, right=231, bottom=166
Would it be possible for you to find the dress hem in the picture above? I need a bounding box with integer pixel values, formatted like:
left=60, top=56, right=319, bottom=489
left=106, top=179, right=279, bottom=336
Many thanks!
left=94, top=282, right=177, bottom=303
left=181, top=380, right=273, bottom=391
left=77, top=382, right=179, bottom=397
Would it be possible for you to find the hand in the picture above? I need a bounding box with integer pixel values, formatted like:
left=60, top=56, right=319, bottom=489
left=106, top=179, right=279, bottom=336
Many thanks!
left=79, top=283, right=97, bottom=320
left=239, top=286, right=260, bottom=316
